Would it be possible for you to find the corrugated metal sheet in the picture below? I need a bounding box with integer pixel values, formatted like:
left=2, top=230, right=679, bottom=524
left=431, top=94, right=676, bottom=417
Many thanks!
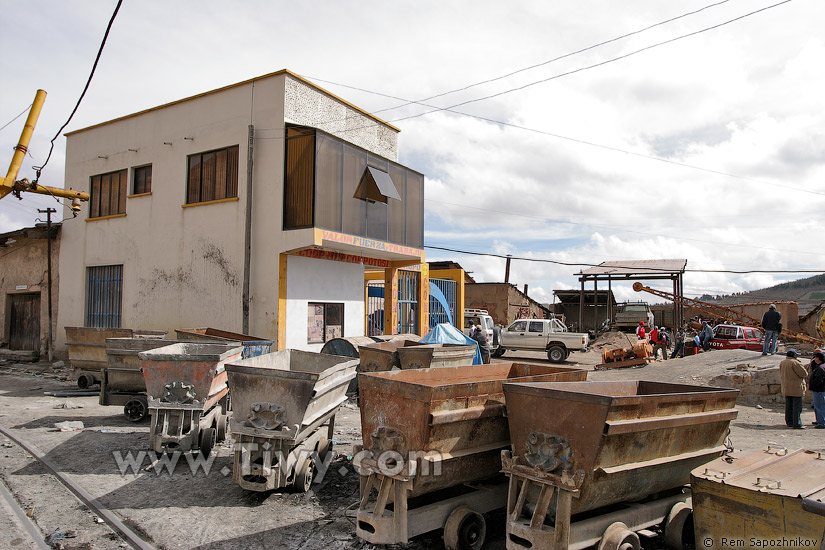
left=579, top=259, right=687, bottom=276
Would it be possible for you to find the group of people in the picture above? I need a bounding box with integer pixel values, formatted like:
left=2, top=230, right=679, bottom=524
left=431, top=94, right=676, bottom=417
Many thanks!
left=635, top=320, right=707, bottom=360
left=780, top=348, right=825, bottom=429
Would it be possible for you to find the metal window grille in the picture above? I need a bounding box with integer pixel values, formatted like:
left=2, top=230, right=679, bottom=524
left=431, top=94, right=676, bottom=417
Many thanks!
left=85, top=265, right=123, bottom=328
left=366, top=281, right=385, bottom=336
left=397, top=271, right=419, bottom=334
left=429, top=278, right=458, bottom=329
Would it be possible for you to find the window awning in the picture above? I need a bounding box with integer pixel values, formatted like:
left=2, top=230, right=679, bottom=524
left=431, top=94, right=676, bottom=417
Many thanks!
left=354, top=166, right=401, bottom=203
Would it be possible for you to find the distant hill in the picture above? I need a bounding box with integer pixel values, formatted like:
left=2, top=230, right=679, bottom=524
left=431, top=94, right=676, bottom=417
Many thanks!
left=697, top=273, right=825, bottom=316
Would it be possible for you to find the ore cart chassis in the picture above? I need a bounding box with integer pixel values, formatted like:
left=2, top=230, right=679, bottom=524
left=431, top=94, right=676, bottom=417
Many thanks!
left=231, top=410, right=335, bottom=492
left=354, top=445, right=508, bottom=550
left=501, top=450, right=693, bottom=550
left=99, top=368, right=149, bottom=422
left=148, top=395, right=229, bottom=458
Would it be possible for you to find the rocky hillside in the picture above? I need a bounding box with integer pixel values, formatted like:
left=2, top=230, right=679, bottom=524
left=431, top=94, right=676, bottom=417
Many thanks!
left=699, top=273, right=825, bottom=315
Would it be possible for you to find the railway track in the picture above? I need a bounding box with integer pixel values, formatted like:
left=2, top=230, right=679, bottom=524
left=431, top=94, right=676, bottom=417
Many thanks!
left=0, top=425, right=156, bottom=550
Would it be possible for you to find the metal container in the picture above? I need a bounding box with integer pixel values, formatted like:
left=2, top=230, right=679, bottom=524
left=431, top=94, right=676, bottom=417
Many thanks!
left=105, top=337, right=185, bottom=371
left=225, top=349, right=358, bottom=491
left=692, top=446, right=825, bottom=545
left=139, top=343, right=242, bottom=411
left=174, top=327, right=274, bottom=359
left=320, top=336, right=382, bottom=358
left=502, top=380, right=738, bottom=514
left=139, top=342, right=242, bottom=454
left=358, top=362, right=588, bottom=497
left=66, top=326, right=134, bottom=372
left=396, top=342, right=477, bottom=369
left=358, top=341, right=403, bottom=373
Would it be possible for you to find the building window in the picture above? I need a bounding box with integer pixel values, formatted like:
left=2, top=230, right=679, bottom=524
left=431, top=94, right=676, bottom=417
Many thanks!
left=85, top=265, right=123, bottom=328
left=186, top=145, right=239, bottom=204
left=133, top=165, right=152, bottom=194
left=307, top=303, right=343, bottom=344
left=89, top=169, right=127, bottom=218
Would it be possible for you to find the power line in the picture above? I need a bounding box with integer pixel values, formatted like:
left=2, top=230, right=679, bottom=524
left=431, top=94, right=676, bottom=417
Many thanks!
left=369, top=0, right=732, bottom=115
left=424, top=198, right=825, bottom=256
left=0, top=104, right=33, bottom=133
left=388, top=0, right=795, bottom=125
left=39, top=0, right=123, bottom=174
left=424, top=245, right=825, bottom=274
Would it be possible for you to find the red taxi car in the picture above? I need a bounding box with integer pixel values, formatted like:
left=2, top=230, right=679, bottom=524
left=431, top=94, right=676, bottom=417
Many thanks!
left=709, top=324, right=765, bottom=351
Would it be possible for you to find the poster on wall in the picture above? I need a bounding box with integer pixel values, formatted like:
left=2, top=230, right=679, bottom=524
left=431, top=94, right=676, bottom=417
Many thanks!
left=326, top=325, right=342, bottom=341
left=308, top=304, right=325, bottom=344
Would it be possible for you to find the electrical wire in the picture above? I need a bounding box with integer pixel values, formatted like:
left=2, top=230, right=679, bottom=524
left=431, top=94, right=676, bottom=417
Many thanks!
left=388, top=0, right=795, bottom=124
left=424, top=245, right=825, bottom=274
left=38, top=0, right=123, bottom=174
left=0, top=104, right=33, bottom=133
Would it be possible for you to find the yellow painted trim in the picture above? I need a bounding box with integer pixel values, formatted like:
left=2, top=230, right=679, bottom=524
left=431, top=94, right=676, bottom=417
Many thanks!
left=127, top=192, right=152, bottom=199
left=278, top=254, right=288, bottom=351
left=85, top=213, right=126, bottom=222
left=384, top=266, right=399, bottom=335
left=181, top=197, right=239, bottom=208
left=431, top=268, right=465, bottom=330
left=418, top=263, right=430, bottom=337
left=65, top=69, right=400, bottom=136
left=364, top=272, right=384, bottom=281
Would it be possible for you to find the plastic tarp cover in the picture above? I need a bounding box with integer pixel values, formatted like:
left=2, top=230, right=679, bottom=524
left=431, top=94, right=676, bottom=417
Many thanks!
left=419, top=323, right=482, bottom=365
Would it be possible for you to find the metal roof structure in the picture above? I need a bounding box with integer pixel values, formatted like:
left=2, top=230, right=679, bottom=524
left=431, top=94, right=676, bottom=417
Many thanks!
left=578, top=259, right=687, bottom=277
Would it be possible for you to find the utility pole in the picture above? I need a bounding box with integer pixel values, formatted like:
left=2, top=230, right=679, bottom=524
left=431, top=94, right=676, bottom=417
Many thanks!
left=504, top=254, right=512, bottom=283
left=38, top=208, right=56, bottom=361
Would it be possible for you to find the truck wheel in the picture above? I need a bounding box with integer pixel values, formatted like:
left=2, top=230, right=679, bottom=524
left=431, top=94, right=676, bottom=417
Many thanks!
left=123, top=397, right=148, bottom=422
left=443, top=505, right=485, bottom=550
left=491, top=347, right=505, bottom=358
left=547, top=346, right=567, bottom=363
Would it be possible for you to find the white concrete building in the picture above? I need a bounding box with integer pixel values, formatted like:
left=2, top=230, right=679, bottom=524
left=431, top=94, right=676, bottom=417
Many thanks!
left=56, top=70, right=428, bottom=352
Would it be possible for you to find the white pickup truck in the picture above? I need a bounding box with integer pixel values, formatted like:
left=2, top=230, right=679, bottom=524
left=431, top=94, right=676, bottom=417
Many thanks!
left=494, top=318, right=589, bottom=363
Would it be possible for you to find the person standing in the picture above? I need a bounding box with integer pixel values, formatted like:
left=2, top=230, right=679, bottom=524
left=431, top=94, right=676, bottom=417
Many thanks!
left=809, top=351, right=825, bottom=429
left=761, top=304, right=782, bottom=356
left=671, top=327, right=686, bottom=359
left=699, top=321, right=714, bottom=351
left=472, top=325, right=490, bottom=364
left=779, top=349, right=808, bottom=429
left=636, top=321, right=646, bottom=340
left=652, top=328, right=668, bottom=361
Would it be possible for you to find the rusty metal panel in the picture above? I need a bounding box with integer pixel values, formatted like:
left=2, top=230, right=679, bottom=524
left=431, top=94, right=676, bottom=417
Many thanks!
left=396, top=342, right=477, bottom=369
left=358, top=362, right=588, bottom=497
left=225, top=349, right=357, bottom=438
left=692, top=447, right=825, bottom=545
left=175, top=327, right=273, bottom=359
left=66, top=326, right=133, bottom=371
left=502, top=380, right=738, bottom=514
left=139, top=342, right=242, bottom=411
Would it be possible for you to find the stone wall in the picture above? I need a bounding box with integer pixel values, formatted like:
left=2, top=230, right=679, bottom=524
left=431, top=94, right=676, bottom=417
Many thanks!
left=711, top=363, right=811, bottom=405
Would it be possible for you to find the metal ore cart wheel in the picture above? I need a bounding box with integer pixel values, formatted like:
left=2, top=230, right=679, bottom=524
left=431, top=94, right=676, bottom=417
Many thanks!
left=123, top=397, right=148, bottom=422
left=598, top=522, right=640, bottom=550
left=198, top=427, right=216, bottom=458
left=216, top=413, right=229, bottom=442
left=292, top=456, right=314, bottom=493
left=443, top=505, right=486, bottom=550
left=663, top=502, right=693, bottom=550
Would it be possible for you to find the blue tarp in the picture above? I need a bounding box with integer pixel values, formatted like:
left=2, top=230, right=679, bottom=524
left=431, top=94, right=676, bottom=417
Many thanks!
left=419, top=323, right=482, bottom=365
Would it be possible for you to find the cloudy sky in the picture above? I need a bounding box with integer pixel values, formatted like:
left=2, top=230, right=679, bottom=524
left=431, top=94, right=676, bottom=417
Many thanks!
left=2, top=0, right=823, bottom=304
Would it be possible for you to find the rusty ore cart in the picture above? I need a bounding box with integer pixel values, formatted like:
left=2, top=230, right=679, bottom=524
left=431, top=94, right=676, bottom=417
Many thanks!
left=395, top=342, right=478, bottom=369
left=65, top=327, right=166, bottom=388
left=174, top=327, right=274, bottom=359
left=692, top=446, right=825, bottom=547
left=139, top=343, right=242, bottom=457
left=225, top=350, right=358, bottom=492
left=501, top=380, right=739, bottom=550
left=355, top=362, right=588, bottom=549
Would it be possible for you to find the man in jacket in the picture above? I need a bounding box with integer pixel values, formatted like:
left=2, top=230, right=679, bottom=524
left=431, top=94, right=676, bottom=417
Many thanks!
left=761, top=304, right=782, bottom=355
left=780, top=349, right=808, bottom=429
left=670, top=328, right=686, bottom=359
left=635, top=321, right=646, bottom=340
left=652, top=328, right=668, bottom=361
left=809, top=351, right=825, bottom=429
left=471, top=325, right=490, bottom=364
left=699, top=321, right=714, bottom=351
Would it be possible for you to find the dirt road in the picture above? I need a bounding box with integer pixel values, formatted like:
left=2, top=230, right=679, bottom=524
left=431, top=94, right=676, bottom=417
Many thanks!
left=1, top=344, right=822, bottom=549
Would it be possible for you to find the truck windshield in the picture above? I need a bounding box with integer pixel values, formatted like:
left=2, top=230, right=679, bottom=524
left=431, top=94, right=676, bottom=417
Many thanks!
left=621, top=305, right=647, bottom=312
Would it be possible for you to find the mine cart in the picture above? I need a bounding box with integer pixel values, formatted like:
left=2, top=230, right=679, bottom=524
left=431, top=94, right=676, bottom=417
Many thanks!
left=692, top=446, right=825, bottom=546
left=355, top=362, right=588, bottom=549
left=500, top=380, right=739, bottom=550
left=100, top=337, right=187, bottom=422
left=174, top=327, right=274, bottom=359
left=395, top=342, right=477, bottom=369
left=65, top=327, right=166, bottom=388
left=224, top=349, right=358, bottom=492
left=139, top=343, right=242, bottom=457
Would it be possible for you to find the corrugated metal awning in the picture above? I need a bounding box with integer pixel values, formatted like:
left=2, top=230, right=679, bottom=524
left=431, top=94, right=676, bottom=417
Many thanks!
left=579, top=259, right=687, bottom=276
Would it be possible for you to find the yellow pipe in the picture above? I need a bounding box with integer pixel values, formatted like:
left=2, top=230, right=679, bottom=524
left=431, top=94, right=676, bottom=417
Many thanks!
left=1, top=90, right=47, bottom=199
left=18, top=183, right=90, bottom=201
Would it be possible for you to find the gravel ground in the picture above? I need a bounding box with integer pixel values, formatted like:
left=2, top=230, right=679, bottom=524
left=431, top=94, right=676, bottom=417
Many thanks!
left=0, top=341, right=821, bottom=549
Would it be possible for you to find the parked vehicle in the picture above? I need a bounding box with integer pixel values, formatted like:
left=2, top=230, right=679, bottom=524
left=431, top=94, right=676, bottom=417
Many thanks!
left=613, top=302, right=655, bottom=331
left=709, top=324, right=765, bottom=351
left=463, top=308, right=500, bottom=354
left=496, top=318, right=589, bottom=363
